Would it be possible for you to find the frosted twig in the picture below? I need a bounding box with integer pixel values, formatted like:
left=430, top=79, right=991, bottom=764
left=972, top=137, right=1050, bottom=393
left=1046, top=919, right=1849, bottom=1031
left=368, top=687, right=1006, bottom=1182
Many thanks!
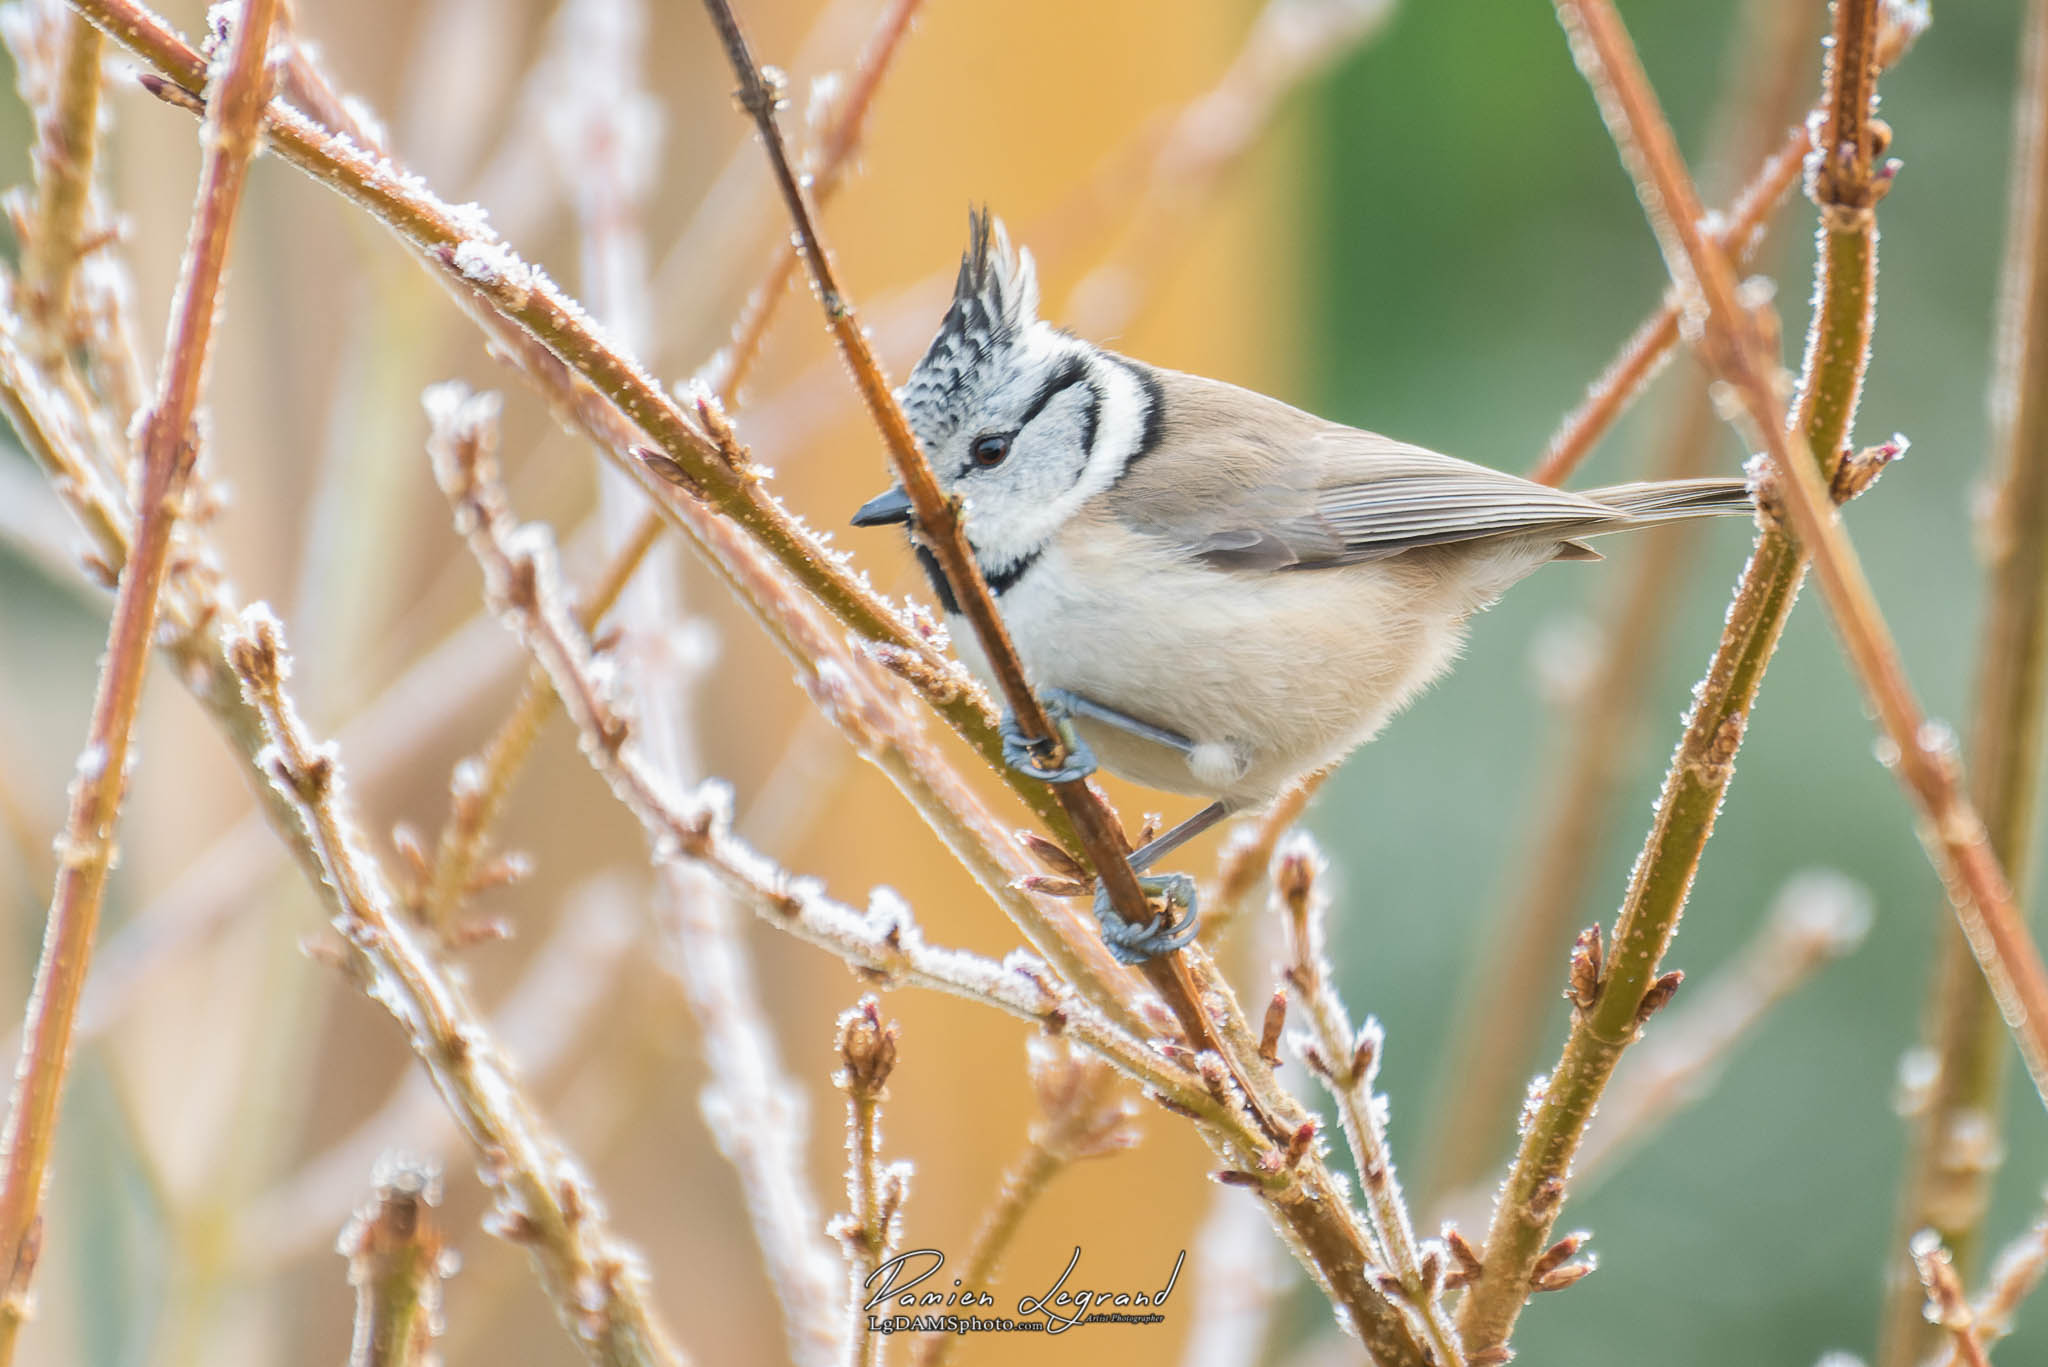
left=1273, top=836, right=1463, bottom=1367
left=339, top=1158, right=448, bottom=1367
left=224, top=605, right=689, bottom=1367
left=1525, top=0, right=1926, bottom=489
left=1913, top=1231, right=1994, bottom=1367
left=829, top=998, right=906, bottom=1367
left=1882, top=0, right=2048, bottom=1358
left=1950, top=1198, right=2048, bottom=1366
left=0, top=1, right=276, bottom=1356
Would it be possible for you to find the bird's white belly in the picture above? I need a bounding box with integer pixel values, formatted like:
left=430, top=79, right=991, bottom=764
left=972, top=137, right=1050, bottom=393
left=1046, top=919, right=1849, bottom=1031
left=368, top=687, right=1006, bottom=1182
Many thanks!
left=950, top=537, right=1552, bottom=809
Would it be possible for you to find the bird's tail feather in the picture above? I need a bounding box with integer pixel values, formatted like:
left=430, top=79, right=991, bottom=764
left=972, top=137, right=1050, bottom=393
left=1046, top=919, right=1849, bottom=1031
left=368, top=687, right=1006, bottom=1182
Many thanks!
left=1585, top=477, right=1754, bottom=525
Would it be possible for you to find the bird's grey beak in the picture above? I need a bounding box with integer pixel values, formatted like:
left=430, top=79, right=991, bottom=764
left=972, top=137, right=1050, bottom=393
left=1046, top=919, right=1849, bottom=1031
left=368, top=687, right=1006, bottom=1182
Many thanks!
left=851, top=487, right=914, bottom=527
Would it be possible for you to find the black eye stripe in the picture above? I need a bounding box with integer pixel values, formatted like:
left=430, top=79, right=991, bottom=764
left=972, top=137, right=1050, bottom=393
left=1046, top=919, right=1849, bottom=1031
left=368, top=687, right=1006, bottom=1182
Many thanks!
left=1015, top=358, right=1089, bottom=429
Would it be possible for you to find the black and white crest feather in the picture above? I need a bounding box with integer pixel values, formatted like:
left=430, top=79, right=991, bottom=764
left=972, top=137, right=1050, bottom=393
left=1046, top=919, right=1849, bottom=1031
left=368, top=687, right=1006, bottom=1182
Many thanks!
left=897, top=208, right=1041, bottom=444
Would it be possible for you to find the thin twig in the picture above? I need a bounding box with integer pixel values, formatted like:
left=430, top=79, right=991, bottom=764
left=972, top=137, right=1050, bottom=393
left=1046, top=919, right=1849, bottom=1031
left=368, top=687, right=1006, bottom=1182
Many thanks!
left=1881, top=0, right=2048, bottom=1357
left=339, top=1158, right=447, bottom=1367
left=427, top=397, right=1210, bottom=1113
left=831, top=998, right=905, bottom=1367
left=1458, top=1, right=1900, bottom=1353
left=1527, top=125, right=1801, bottom=489
left=699, top=0, right=925, bottom=405
left=18, top=10, right=105, bottom=354
left=1567, top=0, right=2048, bottom=1098
left=224, top=606, right=690, bottom=1367
left=1274, top=837, right=1463, bottom=1367
left=695, top=0, right=1169, bottom=980
left=1950, top=1196, right=2048, bottom=1366
left=409, top=0, right=918, bottom=936
left=1913, top=1231, right=1996, bottom=1367
left=912, top=1037, right=1141, bottom=1367
left=0, top=0, right=276, bottom=1354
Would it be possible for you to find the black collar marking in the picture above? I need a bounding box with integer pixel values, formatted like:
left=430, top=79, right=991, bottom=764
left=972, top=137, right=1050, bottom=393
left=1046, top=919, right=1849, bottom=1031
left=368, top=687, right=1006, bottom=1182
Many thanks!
left=911, top=541, right=1044, bottom=616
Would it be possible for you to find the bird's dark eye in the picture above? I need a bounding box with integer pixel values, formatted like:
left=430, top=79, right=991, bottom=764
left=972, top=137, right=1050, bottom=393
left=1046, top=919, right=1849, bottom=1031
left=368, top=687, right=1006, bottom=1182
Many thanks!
left=970, top=432, right=1013, bottom=468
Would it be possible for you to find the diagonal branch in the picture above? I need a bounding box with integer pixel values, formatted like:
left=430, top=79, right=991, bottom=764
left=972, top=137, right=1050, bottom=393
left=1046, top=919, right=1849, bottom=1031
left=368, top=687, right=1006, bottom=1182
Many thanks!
left=695, top=0, right=1229, bottom=1072
left=1881, top=0, right=2048, bottom=1356
left=0, top=1, right=276, bottom=1356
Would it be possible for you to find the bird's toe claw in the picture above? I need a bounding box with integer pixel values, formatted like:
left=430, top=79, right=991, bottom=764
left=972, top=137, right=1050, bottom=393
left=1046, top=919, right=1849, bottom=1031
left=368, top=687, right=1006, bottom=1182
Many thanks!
left=999, top=688, right=1098, bottom=785
left=1095, top=872, right=1200, bottom=963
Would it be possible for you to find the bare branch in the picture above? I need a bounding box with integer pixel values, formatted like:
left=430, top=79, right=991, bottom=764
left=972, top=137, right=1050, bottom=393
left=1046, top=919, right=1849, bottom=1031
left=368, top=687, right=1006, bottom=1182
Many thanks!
left=1882, top=0, right=2048, bottom=1356
left=224, top=606, right=690, bottom=1367
left=0, top=0, right=276, bottom=1354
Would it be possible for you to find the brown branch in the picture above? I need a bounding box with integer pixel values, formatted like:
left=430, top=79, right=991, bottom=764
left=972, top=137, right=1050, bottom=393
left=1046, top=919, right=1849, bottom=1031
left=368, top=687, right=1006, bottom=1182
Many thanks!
left=409, top=0, right=917, bottom=936
left=1881, top=0, right=2048, bottom=1357
left=224, top=606, right=690, bottom=1367
left=0, top=0, right=276, bottom=1355
left=697, top=0, right=1237, bottom=1080
left=1951, top=1197, right=2048, bottom=1366
left=340, top=1159, right=448, bottom=1367
left=1526, top=2, right=1926, bottom=490
left=433, top=381, right=1428, bottom=1362
left=700, top=0, right=925, bottom=405
left=1570, top=870, right=1870, bottom=1187
left=238, top=885, right=638, bottom=1265
left=427, top=394, right=1209, bottom=1113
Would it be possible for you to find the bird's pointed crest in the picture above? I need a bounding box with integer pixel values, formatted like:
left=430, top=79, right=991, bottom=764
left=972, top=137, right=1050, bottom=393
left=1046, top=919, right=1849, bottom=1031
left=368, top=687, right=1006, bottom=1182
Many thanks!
left=899, top=208, right=1040, bottom=439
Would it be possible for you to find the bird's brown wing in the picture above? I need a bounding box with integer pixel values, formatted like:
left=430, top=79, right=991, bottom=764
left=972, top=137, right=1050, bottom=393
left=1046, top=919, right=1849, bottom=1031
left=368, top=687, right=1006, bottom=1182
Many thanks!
left=1105, top=367, right=1624, bottom=570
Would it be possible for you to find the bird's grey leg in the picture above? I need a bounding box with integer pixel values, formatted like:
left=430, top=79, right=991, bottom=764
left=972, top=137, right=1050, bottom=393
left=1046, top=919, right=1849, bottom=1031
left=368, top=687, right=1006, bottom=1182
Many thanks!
left=1129, top=801, right=1229, bottom=872
left=998, top=687, right=1197, bottom=784
left=1092, top=804, right=1225, bottom=962
left=997, top=688, right=1209, bottom=961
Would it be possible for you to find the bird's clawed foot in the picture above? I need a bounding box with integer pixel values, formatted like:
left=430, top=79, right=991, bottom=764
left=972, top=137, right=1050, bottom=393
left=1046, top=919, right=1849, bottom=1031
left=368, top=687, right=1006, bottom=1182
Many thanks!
left=1000, top=687, right=1098, bottom=785
left=1096, top=872, right=1199, bottom=963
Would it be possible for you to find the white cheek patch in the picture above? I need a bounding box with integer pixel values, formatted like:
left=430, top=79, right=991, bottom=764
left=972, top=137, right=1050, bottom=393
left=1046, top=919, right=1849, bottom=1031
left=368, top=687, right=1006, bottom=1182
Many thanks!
left=968, top=334, right=1152, bottom=573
